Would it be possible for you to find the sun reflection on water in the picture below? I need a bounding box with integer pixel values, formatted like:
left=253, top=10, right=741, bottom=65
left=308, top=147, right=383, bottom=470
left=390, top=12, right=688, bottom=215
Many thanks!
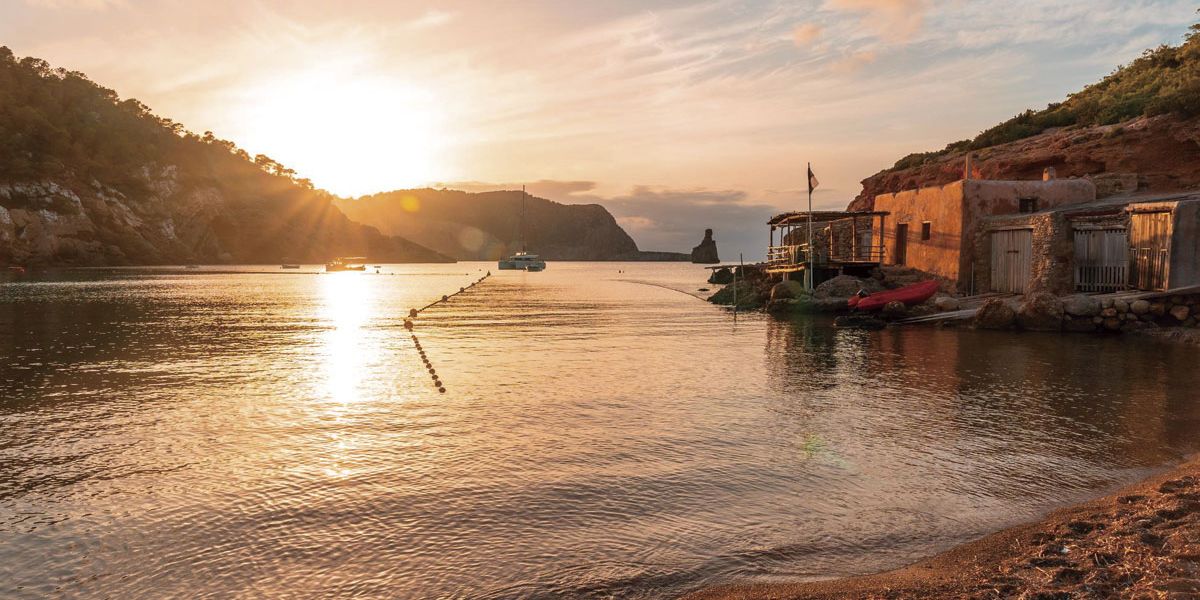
left=318, top=272, right=373, bottom=406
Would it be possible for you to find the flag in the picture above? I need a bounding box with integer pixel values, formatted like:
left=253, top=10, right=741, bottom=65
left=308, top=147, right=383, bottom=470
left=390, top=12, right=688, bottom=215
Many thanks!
left=807, top=165, right=819, bottom=194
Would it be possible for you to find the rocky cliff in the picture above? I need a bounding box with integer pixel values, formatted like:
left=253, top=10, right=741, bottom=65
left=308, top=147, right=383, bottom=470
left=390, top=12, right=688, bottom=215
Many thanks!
left=690, top=229, right=719, bottom=263
left=849, top=115, right=1200, bottom=211
left=0, top=172, right=450, bottom=266
left=335, top=188, right=675, bottom=261
left=850, top=22, right=1200, bottom=210
left=0, top=47, right=450, bottom=266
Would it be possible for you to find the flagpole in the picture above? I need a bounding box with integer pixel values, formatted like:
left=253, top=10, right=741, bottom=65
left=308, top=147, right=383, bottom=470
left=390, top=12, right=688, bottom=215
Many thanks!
left=806, top=162, right=814, bottom=292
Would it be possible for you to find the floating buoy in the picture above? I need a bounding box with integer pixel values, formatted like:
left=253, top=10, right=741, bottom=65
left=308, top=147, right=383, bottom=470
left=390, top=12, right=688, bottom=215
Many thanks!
left=441, top=295, right=448, bottom=302
left=403, top=319, right=414, bottom=331
left=438, top=387, right=446, bottom=393
left=409, top=308, right=418, bottom=318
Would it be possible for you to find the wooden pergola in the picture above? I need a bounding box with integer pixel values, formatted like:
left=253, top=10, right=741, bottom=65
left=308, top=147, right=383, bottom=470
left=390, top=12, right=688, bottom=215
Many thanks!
left=766, top=210, right=889, bottom=276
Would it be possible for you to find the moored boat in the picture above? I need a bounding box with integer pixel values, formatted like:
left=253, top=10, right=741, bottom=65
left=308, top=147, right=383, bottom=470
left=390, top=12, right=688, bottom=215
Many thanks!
left=325, top=257, right=367, bottom=272
left=499, top=252, right=546, bottom=271
left=498, top=185, right=547, bottom=272
left=850, top=280, right=940, bottom=311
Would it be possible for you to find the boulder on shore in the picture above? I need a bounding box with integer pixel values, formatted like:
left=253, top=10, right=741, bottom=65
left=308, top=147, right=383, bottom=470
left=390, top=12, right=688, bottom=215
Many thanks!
left=814, top=275, right=882, bottom=300
left=1018, top=292, right=1065, bottom=332
left=881, top=300, right=908, bottom=319
left=933, top=296, right=961, bottom=312
left=769, top=280, right=806, bottom=301
left=1062, top=295, right=1101, bottom=317
left=707, top=267, right=733, bottom=285
left=690, top=229, right=720, bottom=264
left=975, top=298, right=1017, bottom=329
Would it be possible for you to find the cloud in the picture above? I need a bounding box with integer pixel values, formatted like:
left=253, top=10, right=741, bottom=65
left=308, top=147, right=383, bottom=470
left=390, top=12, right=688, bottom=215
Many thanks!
left=792, top=23, right=823, bottom=46
left=405, top=9, right=454, bottom=30
left=830, top=49, right=878, bottom=73
left=827, top=0, right=927, bottom=42
left=23, top=0, right=125, bottom=8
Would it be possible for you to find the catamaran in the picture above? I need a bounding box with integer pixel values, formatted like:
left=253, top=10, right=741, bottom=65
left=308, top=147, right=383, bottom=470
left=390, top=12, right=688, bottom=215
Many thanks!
left=325, top=257, right=367, bottom=272
left=498, top=186, right=546, bottom=271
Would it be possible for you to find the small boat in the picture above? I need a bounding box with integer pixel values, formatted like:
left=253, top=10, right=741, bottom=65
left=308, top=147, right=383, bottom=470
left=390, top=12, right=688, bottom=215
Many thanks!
left=281, top=264, right=301, bottom=269
left=498, top=185, right=547, bottom=272
left=325, top=257, right=367, bottom=272
left=850, top=280, right=940, bottom=311
left=184, top=264, right=199, bottom=270
left=7, top=265, right=26, bottom=274
left=499, top=251, right=546, bottom=271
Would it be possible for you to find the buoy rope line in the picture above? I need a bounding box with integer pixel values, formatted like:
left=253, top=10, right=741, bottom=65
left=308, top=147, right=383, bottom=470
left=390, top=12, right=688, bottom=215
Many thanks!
left=401, top=271, right=491, bottom=393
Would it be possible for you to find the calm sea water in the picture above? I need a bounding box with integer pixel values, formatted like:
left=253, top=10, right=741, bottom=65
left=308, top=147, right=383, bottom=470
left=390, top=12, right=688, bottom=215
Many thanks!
left=1, top=262, right=1198, bottom=599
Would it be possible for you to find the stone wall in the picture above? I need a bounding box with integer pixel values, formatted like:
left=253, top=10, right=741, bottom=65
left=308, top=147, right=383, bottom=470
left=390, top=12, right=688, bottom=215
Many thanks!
left=974, top=209, right=1130, bottom=297
left=1062, top=293, right=1200, bottom=333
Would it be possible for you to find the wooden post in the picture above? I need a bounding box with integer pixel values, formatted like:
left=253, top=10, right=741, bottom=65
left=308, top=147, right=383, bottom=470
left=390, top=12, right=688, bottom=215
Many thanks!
left=851, top=216, right=858, bottom=261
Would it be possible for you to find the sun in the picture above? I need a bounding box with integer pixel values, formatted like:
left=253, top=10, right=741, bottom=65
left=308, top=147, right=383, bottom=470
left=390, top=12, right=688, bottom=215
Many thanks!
left=230, top=66, right=447, bottom=197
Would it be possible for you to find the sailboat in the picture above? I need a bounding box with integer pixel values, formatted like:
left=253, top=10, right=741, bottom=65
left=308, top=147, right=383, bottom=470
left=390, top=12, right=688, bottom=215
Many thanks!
left=498, top=186, right=546, bottom=271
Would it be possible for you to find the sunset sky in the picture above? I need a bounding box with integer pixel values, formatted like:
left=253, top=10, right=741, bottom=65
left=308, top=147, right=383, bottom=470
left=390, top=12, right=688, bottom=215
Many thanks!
left=2, top=0, right=1197, bottom=256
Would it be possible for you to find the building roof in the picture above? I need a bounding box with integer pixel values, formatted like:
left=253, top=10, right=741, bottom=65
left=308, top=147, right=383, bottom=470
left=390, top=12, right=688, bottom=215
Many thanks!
left=768, top=210, right=888, bottom=226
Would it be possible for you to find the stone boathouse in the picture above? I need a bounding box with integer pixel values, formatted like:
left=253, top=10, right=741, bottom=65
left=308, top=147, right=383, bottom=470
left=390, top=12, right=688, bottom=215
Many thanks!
left=872, top=165, right=1096, bottom=293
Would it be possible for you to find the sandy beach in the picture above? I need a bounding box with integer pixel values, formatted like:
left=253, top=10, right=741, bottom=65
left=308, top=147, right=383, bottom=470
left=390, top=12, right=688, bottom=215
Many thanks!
left=685, top=456, right=1200, bottom=599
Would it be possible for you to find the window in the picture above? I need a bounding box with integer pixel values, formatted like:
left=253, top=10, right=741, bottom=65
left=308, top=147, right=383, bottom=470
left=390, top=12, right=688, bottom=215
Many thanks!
left=921, top=222, right=932, bottom=240
left=1019, top=197, right=1038, bottom=213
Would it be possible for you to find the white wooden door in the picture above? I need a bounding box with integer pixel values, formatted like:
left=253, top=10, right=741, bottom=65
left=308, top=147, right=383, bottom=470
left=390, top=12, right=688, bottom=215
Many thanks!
left=990, top=229, right=1032, bottom=294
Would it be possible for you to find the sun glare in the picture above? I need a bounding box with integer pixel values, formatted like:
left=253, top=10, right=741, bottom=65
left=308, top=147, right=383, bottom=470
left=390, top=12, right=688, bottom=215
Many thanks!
left=232, top=66, right=448, bottom=197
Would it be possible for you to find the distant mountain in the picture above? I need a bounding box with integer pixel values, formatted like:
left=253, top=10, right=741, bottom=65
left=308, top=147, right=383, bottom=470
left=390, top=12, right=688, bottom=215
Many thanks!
left=0, top=47, right=450, bottom=265
left=851, top=19, right=1200, bottom=210
left=335, top=188, right=688, bottom=261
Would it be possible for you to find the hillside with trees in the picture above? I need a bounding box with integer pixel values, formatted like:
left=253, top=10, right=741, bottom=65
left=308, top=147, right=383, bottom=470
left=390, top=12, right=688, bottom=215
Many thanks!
left=0, top=47, right=450, bottom=265
left=851, top=16, right=1200, bottom=209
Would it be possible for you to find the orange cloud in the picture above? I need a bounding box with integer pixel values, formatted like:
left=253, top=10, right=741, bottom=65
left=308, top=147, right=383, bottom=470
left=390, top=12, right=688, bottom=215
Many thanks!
left=827, top=0, right=926, bottom=42
left=792, top=23, right=823, bottom=47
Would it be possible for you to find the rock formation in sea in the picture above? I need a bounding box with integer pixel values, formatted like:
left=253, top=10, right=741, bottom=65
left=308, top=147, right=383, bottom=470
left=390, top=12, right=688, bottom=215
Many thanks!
left=690, top=229, right=720, bottom=264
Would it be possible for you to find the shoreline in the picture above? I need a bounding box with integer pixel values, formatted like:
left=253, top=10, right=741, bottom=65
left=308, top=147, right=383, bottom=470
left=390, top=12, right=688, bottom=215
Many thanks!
left=684, top=455, right=1200, bottom=599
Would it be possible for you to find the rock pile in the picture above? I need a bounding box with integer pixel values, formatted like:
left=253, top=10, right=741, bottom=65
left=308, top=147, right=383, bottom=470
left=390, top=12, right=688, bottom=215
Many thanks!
left=975, top=292, right=1200, bottom=333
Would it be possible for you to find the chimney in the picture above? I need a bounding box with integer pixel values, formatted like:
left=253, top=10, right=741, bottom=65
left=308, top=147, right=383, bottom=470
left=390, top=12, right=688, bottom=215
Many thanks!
left=1042, top=167, right=1057, bottom=181
left=963, top=154, right=973, bottom=181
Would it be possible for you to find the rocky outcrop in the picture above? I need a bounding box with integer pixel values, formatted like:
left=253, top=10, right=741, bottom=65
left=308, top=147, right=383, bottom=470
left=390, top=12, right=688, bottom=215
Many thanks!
left=1017, top=292, right=1065, bottom=332
left=0, top=174, right=450, bottom=266
left=848, top=115, right=1200, bottom=211
left=335, top=189, right=646, bottom=261
left=690, top=229, right=720, bottom=264
left=975, top=298, right=1017, bottom=329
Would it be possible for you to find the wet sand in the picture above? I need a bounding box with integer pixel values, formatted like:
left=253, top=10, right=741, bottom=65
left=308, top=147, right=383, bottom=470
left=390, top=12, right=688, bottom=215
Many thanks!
left=685, top=456, right=1200, bottom=599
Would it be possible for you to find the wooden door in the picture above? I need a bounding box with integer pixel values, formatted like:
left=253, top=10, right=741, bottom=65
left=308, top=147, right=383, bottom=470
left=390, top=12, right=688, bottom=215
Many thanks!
left=990, top=229, right=1032, bottom=294
left=1074, top=227, right=1128, bottom=292
left=1130, top=212, right=1170, bottom=291
left=894, top=223, right=908, bottom=265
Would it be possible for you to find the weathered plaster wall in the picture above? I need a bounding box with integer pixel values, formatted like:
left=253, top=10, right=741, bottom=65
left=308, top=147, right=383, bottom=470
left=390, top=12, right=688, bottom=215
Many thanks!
left=1168, top=200, right=1200, bottom=289
left=873, top=181, right=965, bottom=284
left=876, top=178, right=1097, bottom=292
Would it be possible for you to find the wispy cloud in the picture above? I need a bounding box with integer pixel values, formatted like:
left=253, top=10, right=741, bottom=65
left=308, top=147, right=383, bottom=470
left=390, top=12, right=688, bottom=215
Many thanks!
left=22, top=0, right=125, bottom=9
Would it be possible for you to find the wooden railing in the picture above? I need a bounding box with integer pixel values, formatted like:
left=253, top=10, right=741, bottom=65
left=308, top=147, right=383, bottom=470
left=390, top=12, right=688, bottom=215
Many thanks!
left=767, top=244, right=886, bottom=268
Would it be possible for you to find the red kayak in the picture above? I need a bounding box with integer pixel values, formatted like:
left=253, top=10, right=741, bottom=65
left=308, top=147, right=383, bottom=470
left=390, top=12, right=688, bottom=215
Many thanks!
left=850, top=280, right=940, bottom=311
